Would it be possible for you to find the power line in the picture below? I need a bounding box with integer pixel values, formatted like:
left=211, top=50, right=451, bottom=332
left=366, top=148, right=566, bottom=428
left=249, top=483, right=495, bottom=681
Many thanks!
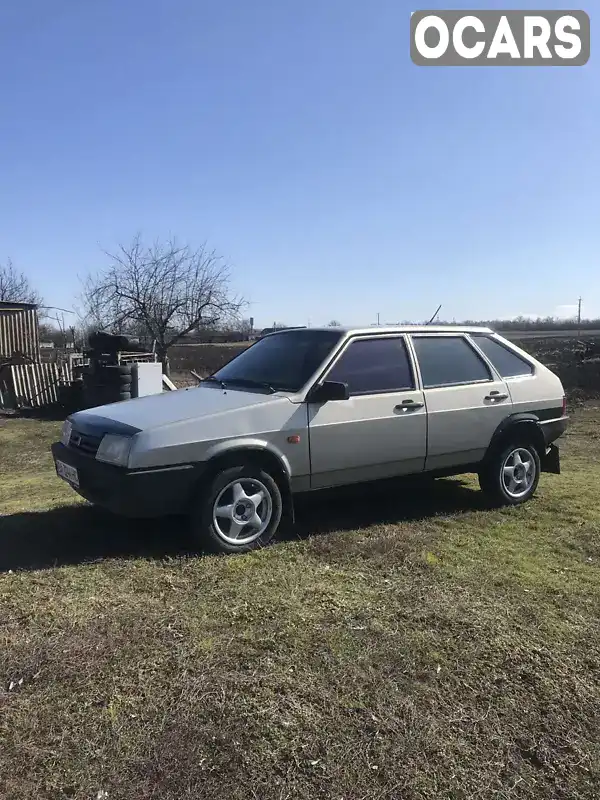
left=39, top=305, right=75, bottom=314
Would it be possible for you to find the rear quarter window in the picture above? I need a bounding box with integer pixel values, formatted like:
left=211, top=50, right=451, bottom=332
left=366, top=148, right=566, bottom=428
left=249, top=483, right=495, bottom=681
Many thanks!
left=471, top=335, right=534, bottom=378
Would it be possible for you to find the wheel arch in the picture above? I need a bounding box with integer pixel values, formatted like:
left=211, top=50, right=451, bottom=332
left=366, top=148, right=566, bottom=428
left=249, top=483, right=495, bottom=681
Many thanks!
left=483, top=413, right=546, bottom=463
left=194, top=444, right=295, bottom=523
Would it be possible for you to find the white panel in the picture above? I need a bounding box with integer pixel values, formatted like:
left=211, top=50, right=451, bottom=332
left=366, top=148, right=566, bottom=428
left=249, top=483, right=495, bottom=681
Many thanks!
left=308, top=391, right=427, bottom=488
left=132, top=362, right=164, bottom=397
left=423, top=381, right=512, bottom=468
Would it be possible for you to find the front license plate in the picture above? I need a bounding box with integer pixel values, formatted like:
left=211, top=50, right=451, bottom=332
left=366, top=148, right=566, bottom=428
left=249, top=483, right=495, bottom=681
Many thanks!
left=55, top=459, right=79, bottom=487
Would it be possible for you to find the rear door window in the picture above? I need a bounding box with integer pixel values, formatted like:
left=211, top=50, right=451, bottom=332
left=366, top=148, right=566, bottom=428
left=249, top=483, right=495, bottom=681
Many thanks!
left=412, top=336, right=492, bottom=388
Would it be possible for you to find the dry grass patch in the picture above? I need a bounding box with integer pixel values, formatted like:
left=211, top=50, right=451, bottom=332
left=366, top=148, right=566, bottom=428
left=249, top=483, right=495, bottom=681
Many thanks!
left=0, top=411, right=598, bottom=798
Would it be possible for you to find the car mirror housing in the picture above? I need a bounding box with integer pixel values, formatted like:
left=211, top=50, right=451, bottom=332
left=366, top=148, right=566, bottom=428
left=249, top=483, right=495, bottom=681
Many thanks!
left=308, top=380, right=350, bottom=403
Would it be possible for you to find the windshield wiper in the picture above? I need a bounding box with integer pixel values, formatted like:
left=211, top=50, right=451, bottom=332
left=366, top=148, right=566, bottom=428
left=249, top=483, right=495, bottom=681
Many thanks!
left=220, top=377, right=277, bottom=394
left=202, top=376, right=228, bottom=390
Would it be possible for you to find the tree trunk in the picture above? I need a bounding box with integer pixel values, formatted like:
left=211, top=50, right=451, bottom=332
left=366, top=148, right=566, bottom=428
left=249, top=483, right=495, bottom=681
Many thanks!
left=157, top=348, right=170, bottom=376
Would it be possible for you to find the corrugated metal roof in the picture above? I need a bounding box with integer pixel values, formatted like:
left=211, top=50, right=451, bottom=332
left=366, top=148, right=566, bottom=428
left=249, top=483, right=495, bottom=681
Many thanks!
left=0, top=304, right=40, bottom=361
left=0, top=300, right=38, bottom=310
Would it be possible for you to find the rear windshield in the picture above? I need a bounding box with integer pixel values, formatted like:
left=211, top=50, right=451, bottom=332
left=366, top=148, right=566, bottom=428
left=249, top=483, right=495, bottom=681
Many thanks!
left=213, top=329, right=343, bottom=392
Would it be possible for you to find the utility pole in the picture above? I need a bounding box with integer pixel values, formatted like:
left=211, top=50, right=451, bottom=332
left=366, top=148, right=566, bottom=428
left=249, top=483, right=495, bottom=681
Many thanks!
left=577, top=297, right=582, bottom=339
left=376, top=312, right=380, bottom=326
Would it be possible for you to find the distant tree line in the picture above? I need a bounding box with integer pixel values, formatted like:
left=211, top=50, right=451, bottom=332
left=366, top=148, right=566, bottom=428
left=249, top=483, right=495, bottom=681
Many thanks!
left=4, top=250, right=599, bottom=370
left=441, top=316, right=600, bottom=331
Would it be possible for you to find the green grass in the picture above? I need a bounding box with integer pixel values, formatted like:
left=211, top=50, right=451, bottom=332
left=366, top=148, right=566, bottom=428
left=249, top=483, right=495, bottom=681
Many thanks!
left=0, top=409, right=599, bottom=799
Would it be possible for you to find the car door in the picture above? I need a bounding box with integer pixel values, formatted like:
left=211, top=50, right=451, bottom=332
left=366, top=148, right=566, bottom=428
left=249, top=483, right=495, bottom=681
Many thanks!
left=307, top=335, right=427, bottom=489
left=410, top=334, right=513, bottom=471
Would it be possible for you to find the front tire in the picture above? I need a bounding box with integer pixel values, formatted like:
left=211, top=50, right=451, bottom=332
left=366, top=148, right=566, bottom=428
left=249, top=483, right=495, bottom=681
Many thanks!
left=479, top=441, right=541, bottom=506
left=190, top=465, right=283, bottom=554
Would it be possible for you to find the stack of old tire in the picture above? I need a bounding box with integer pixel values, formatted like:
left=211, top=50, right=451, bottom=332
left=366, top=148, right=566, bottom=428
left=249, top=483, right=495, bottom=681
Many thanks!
left=82, top=363, right=133, bottom=408
left=81, top=332, right=135, bottom=409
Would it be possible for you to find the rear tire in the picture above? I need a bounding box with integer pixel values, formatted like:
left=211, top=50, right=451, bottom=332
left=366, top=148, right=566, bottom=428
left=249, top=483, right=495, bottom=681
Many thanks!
left=190, top=464, right=283, bottom=554
left=479, top=441, right=541, bottom=506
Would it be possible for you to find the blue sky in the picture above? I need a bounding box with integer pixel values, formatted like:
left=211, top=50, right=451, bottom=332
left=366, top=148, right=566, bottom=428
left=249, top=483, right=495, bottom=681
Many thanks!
left=0, top=0, right=597, bottom=328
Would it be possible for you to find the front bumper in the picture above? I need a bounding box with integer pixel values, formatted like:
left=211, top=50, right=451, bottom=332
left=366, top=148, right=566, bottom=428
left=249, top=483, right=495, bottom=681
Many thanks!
left=51, top=442, right=203, bottom=518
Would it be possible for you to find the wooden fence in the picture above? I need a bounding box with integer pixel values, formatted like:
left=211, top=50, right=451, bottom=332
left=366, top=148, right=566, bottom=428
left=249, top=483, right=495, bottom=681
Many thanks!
left=0, top=361, right=73, bottom=409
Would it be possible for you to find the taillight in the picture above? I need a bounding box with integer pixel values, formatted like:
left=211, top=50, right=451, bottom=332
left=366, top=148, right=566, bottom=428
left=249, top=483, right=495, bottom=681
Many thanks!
left=562, top=396, right=567, bottom=416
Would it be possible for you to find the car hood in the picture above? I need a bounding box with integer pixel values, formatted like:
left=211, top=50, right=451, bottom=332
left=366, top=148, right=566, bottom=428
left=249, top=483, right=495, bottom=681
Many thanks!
left=71, top=385, right=290, bottom=433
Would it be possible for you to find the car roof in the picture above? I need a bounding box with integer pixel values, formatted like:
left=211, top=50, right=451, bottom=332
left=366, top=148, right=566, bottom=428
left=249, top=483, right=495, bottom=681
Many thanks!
left=265, top=325, right=494, bottom=336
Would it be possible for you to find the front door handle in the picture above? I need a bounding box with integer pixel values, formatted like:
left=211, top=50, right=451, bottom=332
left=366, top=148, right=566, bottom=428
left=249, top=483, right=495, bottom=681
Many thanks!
left=395, top=400, right=424, bottom=411
left=485, top=391, right=509, bottom=402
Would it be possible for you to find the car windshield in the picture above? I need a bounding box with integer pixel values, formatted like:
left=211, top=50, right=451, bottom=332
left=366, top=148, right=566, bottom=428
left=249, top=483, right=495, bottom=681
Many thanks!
left=211, top=329, right=343, bottom=393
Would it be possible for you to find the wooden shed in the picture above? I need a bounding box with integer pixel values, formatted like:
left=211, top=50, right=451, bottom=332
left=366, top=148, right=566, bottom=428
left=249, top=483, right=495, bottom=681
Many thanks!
left=0, top=300, right=41, bottom=362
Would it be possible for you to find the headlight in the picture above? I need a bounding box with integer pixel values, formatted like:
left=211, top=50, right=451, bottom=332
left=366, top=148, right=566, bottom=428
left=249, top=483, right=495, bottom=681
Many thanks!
left=96, top=434, right=132, bottom=467
left=61, top=419, right=73, bottom=446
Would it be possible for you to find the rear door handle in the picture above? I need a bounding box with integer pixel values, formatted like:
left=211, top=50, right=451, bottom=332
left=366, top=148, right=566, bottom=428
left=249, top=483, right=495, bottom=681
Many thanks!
left=485, top=391, right=509, bottom=401
left=395, top=400, right=424, bottom=411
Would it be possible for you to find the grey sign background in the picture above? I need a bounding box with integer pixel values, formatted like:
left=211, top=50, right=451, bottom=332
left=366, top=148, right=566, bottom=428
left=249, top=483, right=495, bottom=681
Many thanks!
left=410, top=10, right=590, bottom=66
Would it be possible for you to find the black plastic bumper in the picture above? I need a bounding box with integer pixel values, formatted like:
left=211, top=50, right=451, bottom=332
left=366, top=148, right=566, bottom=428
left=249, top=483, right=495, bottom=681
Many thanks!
left=541, top=417, right=568, bottom=447
left=538, top=417, right=567, bottom=475
left=51, top=442, right=203, bottom=518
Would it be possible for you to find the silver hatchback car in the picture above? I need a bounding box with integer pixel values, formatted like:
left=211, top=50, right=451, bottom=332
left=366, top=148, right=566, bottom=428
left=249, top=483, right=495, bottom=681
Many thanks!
left=52, top=326, right=568, bottom=553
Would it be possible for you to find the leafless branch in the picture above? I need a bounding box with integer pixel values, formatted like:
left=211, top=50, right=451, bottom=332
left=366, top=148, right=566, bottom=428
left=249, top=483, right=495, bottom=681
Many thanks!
left=0, top=259, right=43, bottom=306
left=80, top=235, right=245, bottom=366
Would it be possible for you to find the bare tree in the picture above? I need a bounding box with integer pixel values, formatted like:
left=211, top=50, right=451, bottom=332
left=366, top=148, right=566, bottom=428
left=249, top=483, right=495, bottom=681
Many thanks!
left=0, top=259, right=43, bottom=305
left=39, top=319, right=74, bottom=348
left=81, top=235, right=245, bottom=371
left=220, top=316, right=255, bottom=340
left=239, top=318, right=254, bottom=339
left=327, top=319, right=342, bottom=327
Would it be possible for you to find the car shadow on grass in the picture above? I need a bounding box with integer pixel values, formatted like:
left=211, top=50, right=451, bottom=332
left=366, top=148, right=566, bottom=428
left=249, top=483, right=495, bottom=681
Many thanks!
left=290, top=476, right=488, bottom=539
left=0, top=504, right=191, bottom=573
left=0, top=476, right=488, bottom=573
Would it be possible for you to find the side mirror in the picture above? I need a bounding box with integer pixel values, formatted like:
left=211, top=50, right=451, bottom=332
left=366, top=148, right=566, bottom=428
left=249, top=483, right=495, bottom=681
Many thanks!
left=308, top=380, right=350, bottom=403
